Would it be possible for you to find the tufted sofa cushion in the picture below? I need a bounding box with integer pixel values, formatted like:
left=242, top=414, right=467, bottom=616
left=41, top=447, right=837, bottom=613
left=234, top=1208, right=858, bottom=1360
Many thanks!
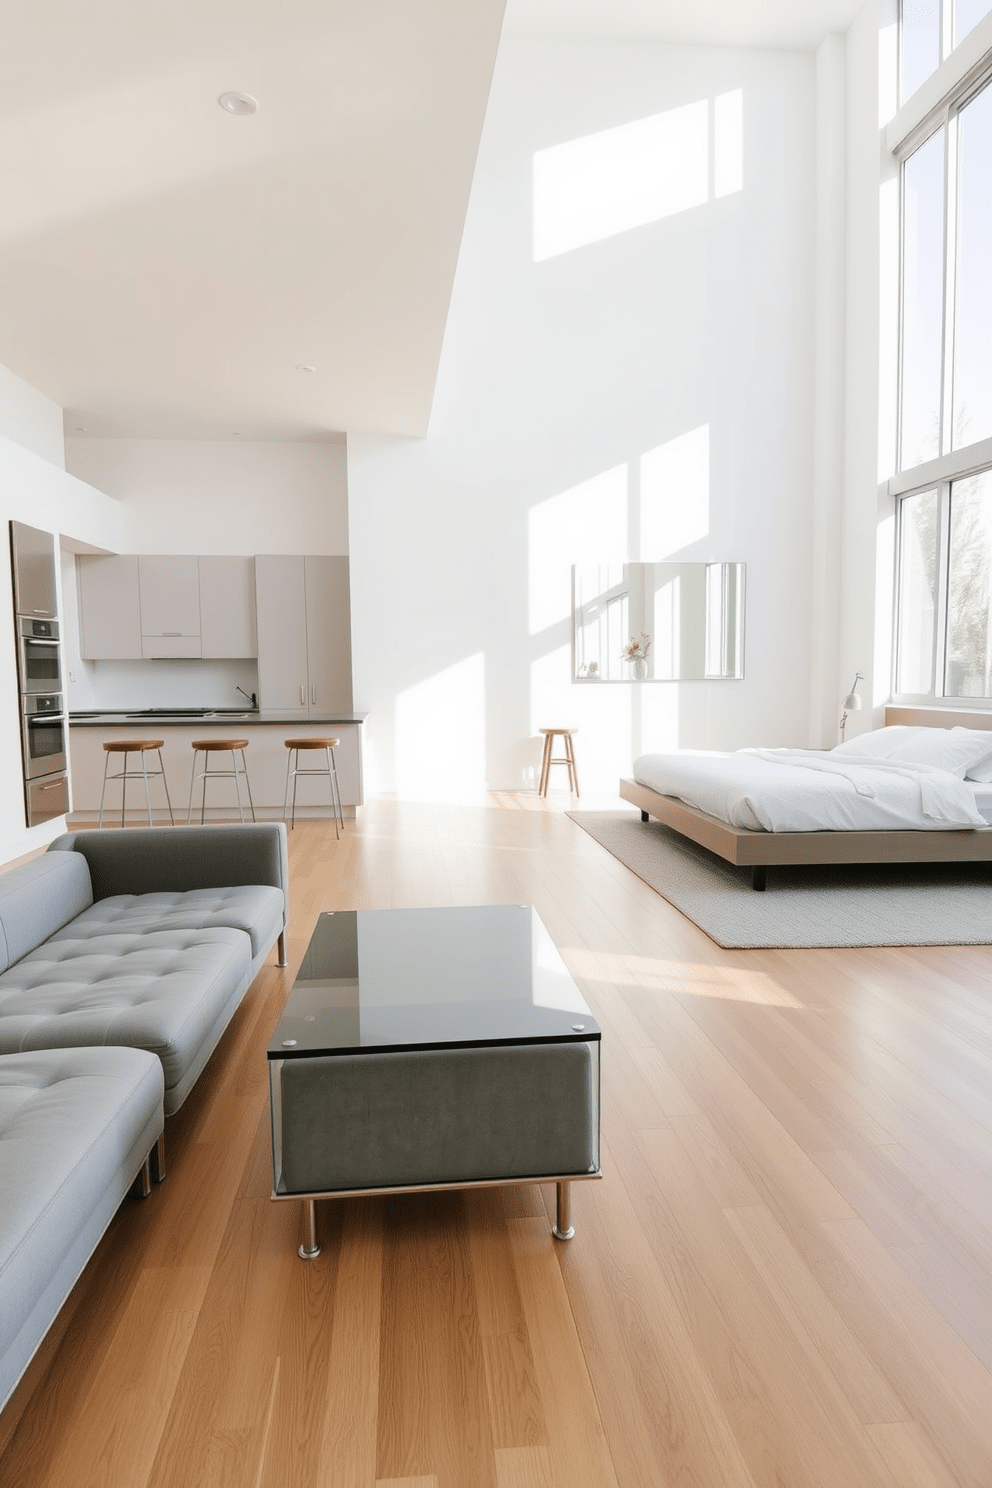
left=0, top=853, right=93, bottom=974
left=0, top=1046, right=164, bottom=1411
left=47, top=885, right=285, bottom=963
left=0, top=929, right=251, bottom=1110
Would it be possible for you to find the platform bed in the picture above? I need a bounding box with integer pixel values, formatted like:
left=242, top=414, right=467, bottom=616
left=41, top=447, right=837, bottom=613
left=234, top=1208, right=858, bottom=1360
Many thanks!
left=618, top=775, right=992, bottom=891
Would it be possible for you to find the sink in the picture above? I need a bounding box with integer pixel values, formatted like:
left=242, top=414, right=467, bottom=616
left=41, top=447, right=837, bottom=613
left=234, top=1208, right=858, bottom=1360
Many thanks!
left=203, top=711, right=252, bottom=719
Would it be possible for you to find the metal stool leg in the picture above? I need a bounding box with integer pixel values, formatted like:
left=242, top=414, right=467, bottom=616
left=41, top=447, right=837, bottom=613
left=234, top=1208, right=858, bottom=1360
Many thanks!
left=327, top=746, right=342, bottom=838
left=186, top=750, right=198, bottom=825
left=157, top=749, right=175, bottom=825
left=240, top=748, right=256, bottom=823
left=291, top=752, right=301, bottom=829
left=283, top=748, right=295, bottom=827
left=231, top=748, right=246, bottom=823
left=99, top=752, right=111, bottom=827
left=141, top=750, right=153, bottom=825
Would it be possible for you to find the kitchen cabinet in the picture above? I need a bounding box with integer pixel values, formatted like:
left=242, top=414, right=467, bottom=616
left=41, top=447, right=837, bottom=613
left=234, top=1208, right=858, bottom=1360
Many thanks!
left=138, top=556, right=201, bottom=657
left=78, top=555, right=142, bottom=659
left=198, top=557, right=256, bottom=658
left=255, top=555, right=352, bottom=715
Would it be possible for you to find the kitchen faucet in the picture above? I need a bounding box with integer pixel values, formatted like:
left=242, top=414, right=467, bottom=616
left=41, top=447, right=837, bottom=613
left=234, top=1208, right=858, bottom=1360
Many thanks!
left=236, top=686, right=257, bottom=709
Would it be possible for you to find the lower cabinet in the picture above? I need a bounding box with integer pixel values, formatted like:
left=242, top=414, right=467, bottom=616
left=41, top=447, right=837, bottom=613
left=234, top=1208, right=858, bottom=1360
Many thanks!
left=68, top=724, right=364, bottom=822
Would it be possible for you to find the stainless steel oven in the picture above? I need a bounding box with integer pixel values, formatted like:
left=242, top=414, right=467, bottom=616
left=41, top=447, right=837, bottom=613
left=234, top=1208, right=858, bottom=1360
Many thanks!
left=21, top=693, right=67, bottom=780
left=17, top=616, right=64, bottom=695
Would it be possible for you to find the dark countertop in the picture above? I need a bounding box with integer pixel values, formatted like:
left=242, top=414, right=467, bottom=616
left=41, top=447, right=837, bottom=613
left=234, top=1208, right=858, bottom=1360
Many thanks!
left=69, top=710, right=368, bottom=727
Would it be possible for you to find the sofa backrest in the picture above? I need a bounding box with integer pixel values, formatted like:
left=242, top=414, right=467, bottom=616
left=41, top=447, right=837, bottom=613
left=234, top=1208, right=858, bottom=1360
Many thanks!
left=48, top=824, right=287, bottom=905
left=0, top=853, right=94, bottom=972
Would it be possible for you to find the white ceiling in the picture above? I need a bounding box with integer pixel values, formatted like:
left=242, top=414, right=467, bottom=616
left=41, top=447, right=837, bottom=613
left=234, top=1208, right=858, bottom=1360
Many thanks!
left=0, top=0, right=867, bottom=445
left=505, top=0, right=869, bottom=52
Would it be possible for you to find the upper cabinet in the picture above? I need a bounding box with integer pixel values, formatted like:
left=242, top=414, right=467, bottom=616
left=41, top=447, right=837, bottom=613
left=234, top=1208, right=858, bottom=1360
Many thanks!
left=78, top=555, right=142, bottom=659
left=255, top=555, right=352, bottom=714
left=78, top=553, right=260, bottom=660
left=138, top=556, right=201, bottom=657
left=198, top=557, right=256, bottom=659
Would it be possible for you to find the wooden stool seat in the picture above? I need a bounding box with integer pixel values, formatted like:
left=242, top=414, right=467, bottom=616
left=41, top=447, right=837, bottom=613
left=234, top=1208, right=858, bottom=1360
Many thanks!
left=102, top=738, right=165, bottom=753
left=99, top=740, right=174, bottom=827
left=538, top=727, right=579, bottom=797
left=283, top=737, right=344, bottom=835
left=187, top=740, right=255, bottom=824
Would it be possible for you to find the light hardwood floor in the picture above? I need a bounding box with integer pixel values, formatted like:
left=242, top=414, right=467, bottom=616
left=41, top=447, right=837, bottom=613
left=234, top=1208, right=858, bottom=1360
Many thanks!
left=2, top=794, right=991, bottom=1488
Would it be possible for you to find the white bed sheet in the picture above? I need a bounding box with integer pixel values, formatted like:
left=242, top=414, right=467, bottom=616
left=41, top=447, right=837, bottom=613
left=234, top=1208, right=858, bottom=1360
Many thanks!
left=632, top=748, right=990, bottom=832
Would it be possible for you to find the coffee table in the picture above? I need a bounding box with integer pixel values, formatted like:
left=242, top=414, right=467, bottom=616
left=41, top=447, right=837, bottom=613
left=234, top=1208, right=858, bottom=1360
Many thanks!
left=267, top=904, right=601, bottom=1258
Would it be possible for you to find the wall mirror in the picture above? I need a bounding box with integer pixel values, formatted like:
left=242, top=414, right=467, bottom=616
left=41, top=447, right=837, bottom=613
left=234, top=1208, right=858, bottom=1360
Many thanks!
left=572, top=562, right=745, bottom=682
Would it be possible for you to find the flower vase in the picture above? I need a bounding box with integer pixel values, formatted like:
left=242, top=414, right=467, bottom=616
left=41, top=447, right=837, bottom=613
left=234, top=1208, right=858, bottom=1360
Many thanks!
left=631, top=657, right=648, bottom=680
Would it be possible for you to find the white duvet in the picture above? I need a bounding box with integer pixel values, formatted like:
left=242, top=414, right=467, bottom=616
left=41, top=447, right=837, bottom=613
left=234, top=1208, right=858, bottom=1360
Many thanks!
left=632, top=748, right=990, bottom=832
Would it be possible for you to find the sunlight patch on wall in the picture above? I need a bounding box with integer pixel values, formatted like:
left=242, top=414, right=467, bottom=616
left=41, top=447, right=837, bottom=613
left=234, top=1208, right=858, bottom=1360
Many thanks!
left=640, top=425, right=710, bottom=556
left=533, top=92, right=743, bottom=260
left=396, top=652, right=485, bottom=799
left=529, top=464, right=627, bottom=634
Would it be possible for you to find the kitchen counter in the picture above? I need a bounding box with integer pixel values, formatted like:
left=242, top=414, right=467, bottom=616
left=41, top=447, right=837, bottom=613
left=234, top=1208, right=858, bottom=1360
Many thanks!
left=69, top=711, right=368, bottom=726
left=67, top=714, right=366, bottom=822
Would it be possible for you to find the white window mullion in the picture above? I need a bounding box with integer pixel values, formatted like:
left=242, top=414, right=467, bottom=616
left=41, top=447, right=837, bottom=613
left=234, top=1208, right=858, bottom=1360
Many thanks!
left=940, top=103, right=958, bottom=455
left=934, top=481, right=953, bottom=694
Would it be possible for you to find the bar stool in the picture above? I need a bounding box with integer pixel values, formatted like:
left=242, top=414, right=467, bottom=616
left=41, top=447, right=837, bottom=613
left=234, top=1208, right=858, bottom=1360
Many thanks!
left=283, top=737, right=344, bottom=836
left=538, top=727, right=579, bottom=797
left=99, top=739, right=175, bottom=827
left=186, top=739, right=256, bottom=824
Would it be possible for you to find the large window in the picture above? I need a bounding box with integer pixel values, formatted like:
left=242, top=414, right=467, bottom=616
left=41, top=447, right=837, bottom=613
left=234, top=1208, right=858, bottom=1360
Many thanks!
left=901, top=0, right=992, bottom=102
left=893, top=23, right=992, bottom=702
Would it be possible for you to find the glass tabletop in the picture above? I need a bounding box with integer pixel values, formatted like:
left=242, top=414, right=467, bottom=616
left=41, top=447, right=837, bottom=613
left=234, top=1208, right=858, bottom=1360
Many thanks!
left=267, top=904, right=600, bottom=1058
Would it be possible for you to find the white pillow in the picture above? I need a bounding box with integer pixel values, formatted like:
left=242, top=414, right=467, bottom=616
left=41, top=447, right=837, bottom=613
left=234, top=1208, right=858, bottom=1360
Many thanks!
left=832, top=724, right=992, bottom=779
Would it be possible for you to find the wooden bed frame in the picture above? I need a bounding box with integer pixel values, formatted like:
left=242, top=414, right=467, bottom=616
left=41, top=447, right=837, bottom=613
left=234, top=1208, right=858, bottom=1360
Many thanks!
left=620, top=706, right=992, bottom=891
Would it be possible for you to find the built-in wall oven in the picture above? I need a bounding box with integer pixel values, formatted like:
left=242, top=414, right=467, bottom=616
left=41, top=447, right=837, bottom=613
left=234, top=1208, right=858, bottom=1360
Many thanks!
left=18, top=616, right=64, bottom=695
left=9, top=521, right=69, bottom=827
left=22, top=692, right=68, bottom=779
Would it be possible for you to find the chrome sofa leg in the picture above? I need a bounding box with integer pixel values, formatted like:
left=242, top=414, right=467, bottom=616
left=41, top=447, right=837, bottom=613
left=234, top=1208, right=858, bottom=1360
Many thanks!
left=138, top=1154, right=152, bottom=1198
left=299, top=1199, right=320, bottom=1259
left=277, top=930, right=287, bottom=968
left=553, top=1180, right=575, bottom=1240
left=151, top=1131, right=166, bottom=1184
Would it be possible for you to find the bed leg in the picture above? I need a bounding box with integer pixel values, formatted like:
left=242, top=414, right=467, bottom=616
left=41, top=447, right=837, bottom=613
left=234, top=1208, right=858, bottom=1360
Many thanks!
left=752, top=866, right=767, bottom=892
left=641, top=810, right=649, bottom=822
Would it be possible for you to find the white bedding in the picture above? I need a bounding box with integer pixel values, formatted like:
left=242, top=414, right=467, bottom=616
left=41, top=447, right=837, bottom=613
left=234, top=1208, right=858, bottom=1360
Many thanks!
left=632, top=748, right=991, bottom=832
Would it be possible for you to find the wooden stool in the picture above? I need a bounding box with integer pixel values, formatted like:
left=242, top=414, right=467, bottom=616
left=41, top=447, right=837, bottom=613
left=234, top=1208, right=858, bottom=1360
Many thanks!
left=186, top=739, right=256, bottom=824
left=538, top=727, right=579, bottom=796
left=283, top=738, right=344, bottom=836
left=100, top=740, right=174, bottom=827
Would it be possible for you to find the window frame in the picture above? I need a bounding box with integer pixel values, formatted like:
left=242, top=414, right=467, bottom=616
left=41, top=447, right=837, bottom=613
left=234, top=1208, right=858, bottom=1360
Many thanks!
left=890, top=51, right=992, bottom=705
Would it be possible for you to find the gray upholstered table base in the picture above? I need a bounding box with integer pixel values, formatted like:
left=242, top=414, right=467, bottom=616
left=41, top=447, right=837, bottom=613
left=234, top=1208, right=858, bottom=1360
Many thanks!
left=270, top=1041, right=600, bottom=1255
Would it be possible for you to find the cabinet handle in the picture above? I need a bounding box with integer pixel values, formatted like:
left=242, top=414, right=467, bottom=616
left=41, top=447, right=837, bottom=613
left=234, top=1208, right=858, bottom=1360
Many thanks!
left=300, top=685, right=305, bottom=705
left=310, top=683, right=316, bottom=704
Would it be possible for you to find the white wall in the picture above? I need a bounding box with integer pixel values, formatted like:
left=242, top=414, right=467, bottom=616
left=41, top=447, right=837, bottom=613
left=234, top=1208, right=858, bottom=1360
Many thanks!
left=64, top=437, right=348, bottom=555
left=0, top=363, right=65, bottom=469
left=349, top=33, right=820, bottom=796
left=0, top=368, right=124, bottom=862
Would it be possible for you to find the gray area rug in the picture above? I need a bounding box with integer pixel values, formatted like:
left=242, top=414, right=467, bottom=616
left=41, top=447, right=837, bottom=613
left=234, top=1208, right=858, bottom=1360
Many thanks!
left=567, top=810, right=992, bottom=948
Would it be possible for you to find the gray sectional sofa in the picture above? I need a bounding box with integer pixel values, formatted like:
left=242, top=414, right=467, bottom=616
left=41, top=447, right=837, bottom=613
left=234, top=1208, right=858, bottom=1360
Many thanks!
left=0, top=822, right=288, bottom=1414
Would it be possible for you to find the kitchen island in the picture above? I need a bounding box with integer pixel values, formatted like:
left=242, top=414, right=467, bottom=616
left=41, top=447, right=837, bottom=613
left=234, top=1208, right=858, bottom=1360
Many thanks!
left=68, top=712, right=366, bottom=823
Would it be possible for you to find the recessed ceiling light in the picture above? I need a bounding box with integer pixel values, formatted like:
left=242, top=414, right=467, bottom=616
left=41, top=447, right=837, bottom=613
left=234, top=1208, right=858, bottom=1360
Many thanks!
left=74, top=425, right=88, bottom=433
left=295, top=364, right=316, bottom=373
left=218, top=92, right=258, bottom=116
